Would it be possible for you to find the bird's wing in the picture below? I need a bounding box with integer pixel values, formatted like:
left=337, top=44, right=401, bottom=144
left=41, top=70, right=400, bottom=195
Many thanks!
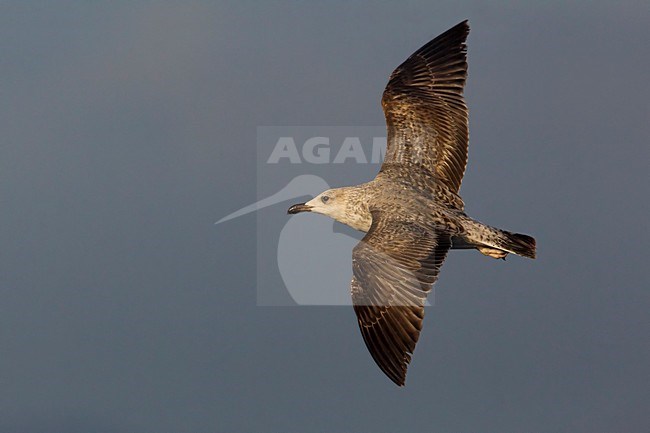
left=381, top=20, right=469, bottom=193
left=351, top=211, right=451, bottom=386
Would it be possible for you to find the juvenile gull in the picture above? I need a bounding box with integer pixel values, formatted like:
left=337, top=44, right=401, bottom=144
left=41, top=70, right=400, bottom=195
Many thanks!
left=287, top=20, right=536, bottom=386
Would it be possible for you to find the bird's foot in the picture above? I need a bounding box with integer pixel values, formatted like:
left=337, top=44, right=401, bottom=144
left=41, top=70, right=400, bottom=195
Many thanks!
left=478, top=247, right=509, bottom=260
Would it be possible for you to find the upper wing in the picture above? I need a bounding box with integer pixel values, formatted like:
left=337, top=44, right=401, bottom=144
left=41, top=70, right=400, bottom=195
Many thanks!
left=381, top=20, right=470, bottom=193
left=351, top=212, right=451, bottom=386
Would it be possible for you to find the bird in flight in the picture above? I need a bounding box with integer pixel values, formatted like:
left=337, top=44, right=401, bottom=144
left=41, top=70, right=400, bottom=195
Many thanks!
left=287, top=20, right=536, bottom=386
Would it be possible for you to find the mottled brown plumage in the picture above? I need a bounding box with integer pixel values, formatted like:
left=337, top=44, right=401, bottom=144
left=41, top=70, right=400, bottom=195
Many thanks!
left=382, top=21, right=469, bottom=193
left=288, top=20, right=536, bottom=386
left=351, top=211, right=451, bottom=385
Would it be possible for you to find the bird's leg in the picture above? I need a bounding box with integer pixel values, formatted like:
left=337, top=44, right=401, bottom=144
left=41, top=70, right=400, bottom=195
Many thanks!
left=477, top=246, right=509, bottom=260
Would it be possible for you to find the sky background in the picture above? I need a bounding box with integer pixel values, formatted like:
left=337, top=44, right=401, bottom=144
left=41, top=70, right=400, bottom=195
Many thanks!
left=1, top=1, right=648, bottom=432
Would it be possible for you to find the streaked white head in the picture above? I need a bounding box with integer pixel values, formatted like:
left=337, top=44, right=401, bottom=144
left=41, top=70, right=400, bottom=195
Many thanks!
left=287, top=187, right=371, bottom=232
left=288, top=188, right=345, bottom=219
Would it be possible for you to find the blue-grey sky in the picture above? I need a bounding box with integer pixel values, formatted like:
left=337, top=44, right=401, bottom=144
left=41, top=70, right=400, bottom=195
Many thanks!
left=0, top=2, right=648, bottom=432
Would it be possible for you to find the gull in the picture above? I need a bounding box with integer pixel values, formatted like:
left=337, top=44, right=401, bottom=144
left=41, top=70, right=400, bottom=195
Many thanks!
left=287, top=20, right=536, bottom=386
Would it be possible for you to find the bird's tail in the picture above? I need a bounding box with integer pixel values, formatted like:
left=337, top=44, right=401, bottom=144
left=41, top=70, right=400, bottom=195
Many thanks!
left=494, top=231, right=536, bottom=259
left=460, top=217, right=536, bottom=259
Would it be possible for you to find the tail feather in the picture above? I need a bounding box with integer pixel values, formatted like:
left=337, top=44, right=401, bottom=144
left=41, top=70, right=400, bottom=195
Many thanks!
left=460, top=216, right=537, bottom=259
left=499, top=231, right=536, bottom=259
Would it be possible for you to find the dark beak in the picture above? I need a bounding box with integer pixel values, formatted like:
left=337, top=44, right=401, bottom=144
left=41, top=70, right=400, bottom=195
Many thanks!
left=287, top=203, right=312, bottom=214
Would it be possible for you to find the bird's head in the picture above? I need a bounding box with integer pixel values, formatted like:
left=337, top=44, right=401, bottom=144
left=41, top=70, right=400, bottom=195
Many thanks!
left=288, top=186, right=371, bottom=231
left=289, top=187, right=358, bottom=220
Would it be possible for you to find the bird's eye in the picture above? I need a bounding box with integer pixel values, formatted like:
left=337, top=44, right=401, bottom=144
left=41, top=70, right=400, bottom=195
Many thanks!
left=321, top=195, right=330, bottom=204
